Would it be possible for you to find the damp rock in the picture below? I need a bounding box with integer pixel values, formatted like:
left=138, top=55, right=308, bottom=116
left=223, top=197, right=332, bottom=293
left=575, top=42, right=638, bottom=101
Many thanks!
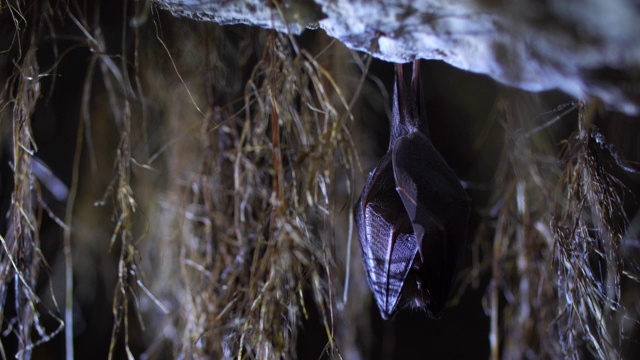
left=157, top=0, right=640, bottom=114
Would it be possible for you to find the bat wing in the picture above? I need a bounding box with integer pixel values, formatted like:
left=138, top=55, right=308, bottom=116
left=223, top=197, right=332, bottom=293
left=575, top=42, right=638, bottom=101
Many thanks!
left=354, top=153, right=419, bottom=319
left=391, top=131, right=470, bottom=315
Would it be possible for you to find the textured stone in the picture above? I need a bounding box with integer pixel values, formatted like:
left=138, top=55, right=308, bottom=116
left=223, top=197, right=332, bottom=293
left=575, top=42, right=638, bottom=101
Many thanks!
left=157, top=0, right=640, bottom=114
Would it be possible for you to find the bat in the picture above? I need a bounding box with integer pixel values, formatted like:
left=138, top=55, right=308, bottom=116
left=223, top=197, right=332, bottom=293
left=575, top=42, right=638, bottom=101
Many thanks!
left=354, top=61, right=470, bottom=320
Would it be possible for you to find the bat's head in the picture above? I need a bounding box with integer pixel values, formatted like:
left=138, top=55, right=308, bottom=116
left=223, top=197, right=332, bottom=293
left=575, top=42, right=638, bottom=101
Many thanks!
left=395, top=252, right=447, bottom=319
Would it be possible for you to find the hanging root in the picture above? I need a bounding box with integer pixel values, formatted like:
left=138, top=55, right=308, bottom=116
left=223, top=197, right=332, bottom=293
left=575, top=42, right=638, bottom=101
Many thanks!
left=552, top=103, right=628, bottom=359
left=0, top=2, right=65, bottom=359
left=474, top=92, right=561, bottom=359
left=468, top=90, right=639, bottom=359
left=139, top=17, right=358, bottom=357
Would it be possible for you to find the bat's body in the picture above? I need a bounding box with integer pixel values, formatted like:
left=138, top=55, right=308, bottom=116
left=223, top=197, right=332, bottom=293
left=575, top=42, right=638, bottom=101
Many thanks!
left=354, top=61, right=470, bottom=319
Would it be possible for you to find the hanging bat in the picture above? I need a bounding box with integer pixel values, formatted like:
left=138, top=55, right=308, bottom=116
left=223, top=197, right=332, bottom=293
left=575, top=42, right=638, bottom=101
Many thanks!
left=354, top=61, right=470, bottom=320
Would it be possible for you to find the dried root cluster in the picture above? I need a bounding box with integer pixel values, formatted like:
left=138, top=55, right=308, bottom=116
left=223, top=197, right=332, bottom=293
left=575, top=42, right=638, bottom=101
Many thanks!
left=141, top=20, right=358, bottom=359
left=473, top=94, right=640, bottom=359
left=1, top=1, right=361, bottom=359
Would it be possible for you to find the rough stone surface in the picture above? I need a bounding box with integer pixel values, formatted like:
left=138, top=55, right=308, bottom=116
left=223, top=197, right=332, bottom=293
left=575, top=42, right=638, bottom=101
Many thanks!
left=156, top=0, right=640, bottom=114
